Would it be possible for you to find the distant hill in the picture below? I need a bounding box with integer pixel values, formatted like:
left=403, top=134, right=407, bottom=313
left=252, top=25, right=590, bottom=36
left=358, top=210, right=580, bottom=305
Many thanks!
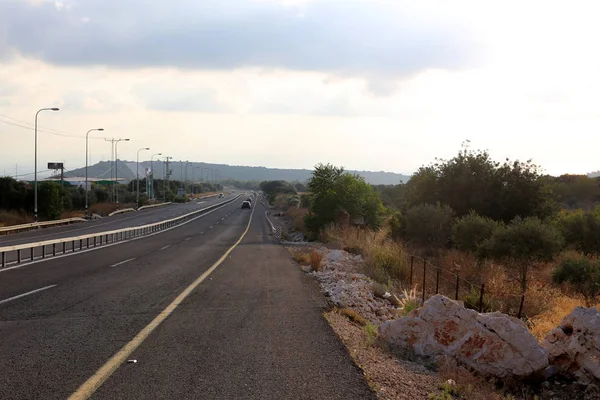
left=588, top=171, right=600, bottom=178
left=65, top=160, right=410, bottom=185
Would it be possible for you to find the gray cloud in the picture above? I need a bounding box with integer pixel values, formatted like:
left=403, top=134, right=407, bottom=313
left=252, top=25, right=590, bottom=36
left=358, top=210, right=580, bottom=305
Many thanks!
left=0, top=0, right=478, bottom=77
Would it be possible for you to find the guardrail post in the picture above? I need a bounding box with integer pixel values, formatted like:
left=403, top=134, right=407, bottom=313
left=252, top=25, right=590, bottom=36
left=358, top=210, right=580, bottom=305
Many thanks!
left=17, top=249, right=21, bottom=264
left=72, top=240, right=75, bottom=252
left=30, top=247, right=34, bottom=261
left=63, top=242, right=66, bottom=254
left=87, top=238, right=90, bottom=248
left=42, top=245, right=45, bottom=259
left=53, top=244, right=56, bottom=256
left=79, top=239, right=83, bottom=251
left=94, top=237, right=97, bottom=247
left=2, top=252, right=5, bottom=268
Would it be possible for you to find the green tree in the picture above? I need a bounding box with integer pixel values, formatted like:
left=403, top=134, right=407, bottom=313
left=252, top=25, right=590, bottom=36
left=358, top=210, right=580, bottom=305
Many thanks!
left=403, top=203, right=454, bottom=250
left=554, top=207, right=600, bottom=256
left=478, top=217, right=564, bottom=293
left=259, top=180, right=296, bottom=204
left=304, top=164, right=384, bottom=234
left=553, top=254, right=600, bottom=306
left=38, top=181, right=63, bottom=220
left=404, top=146, right=552, bottom=222
left=452, top=211, right=501, bottom=252
left=0, top=177, right=29, bottom=211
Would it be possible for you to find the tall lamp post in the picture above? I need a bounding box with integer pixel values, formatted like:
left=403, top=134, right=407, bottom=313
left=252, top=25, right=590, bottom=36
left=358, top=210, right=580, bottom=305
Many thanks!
left=85, top=128, right=104, bottom=217
left=136, top=147, right=150, bottom=206
left=150, top=152, right=162, bottom=200
left=114, top=138, right=130, bottom=208
left=34, top=107, right=60, bottom=223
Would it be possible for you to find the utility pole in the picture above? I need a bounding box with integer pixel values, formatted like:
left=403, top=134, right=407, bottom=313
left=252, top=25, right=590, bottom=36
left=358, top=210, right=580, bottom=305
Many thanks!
left=105, top=138, right=116, bottom=202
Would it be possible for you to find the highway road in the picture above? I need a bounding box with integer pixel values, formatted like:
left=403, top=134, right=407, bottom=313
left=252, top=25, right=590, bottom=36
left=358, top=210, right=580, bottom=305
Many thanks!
left=0, top=194, right=235, bottom=247
left=0, top=196, right=375, bottom=399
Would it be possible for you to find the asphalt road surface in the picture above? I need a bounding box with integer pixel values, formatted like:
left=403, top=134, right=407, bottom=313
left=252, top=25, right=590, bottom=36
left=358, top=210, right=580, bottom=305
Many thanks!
left=0, top=197, right=375, bottom=399
left=0, top=194, right=233, bottom=247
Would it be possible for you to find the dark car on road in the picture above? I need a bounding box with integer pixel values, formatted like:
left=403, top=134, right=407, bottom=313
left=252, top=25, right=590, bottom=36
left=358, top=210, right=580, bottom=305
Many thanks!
left=241, top=201, right=251, bottom=209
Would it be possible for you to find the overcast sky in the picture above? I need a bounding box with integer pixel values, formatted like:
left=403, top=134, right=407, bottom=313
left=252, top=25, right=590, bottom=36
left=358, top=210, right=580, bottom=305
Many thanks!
left=1, top=0, right=599, bottom=179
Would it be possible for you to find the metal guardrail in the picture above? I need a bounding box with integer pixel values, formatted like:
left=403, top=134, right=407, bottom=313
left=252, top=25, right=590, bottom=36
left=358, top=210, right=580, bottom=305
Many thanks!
left=0, top=195, right=241, bottom=269
left=0, top=218, right=86, bottom=236
left=108, top=208, right=136, bottom=217
left=137, top=202, right=172, bottom=211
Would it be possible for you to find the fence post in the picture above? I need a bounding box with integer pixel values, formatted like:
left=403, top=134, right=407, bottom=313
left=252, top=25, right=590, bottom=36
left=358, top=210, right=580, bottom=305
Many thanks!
left=422, top=259, right=426, bottom=304
left=435, top=266, right=440, bottom=294
left=455, top=275, right=459, bottom=300
left=53, top=244, right=56, bottom=256
left=517, top=295, right=525, bottom=319
left=478, top=284, right=485, bottom=312
left=410, top=256, right=414, bottom=286
left=1, top=252, right=4, bottom=268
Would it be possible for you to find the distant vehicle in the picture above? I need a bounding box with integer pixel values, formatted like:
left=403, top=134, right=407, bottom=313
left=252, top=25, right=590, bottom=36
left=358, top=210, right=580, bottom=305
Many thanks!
left=241, top=201, right=251, bottom=209
left=246, top=197, right=253, bottom=202
left=218, top=193, right=224, bottom=198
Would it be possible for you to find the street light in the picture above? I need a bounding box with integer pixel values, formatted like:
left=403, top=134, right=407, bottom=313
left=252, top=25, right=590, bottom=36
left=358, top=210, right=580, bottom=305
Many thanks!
left=85, top=128, right=104, bottom=217
left=114, top=138, right=130, bottom=208
left=34, top=107, right=59, bottom=222
left=150, top=153, right=162, bottom=200
left=136, top=147, right=150, bottom=206
left=163, top=156, right=173, bottom=202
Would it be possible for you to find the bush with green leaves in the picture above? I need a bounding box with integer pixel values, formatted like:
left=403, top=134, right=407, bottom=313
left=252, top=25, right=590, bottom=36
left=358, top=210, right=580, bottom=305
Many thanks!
left=554, top=207, right=600, bottom=256
left=403, top=203, right=454, bottom=250
left=552, top=254, right=600, bottom=306
left=452, top=211, right=501, bottom=252
left=478, top=217, right=564, bottom=293
left=38, top=181, right=63, bottom=220
left=304, top=163, right=385, bottom=234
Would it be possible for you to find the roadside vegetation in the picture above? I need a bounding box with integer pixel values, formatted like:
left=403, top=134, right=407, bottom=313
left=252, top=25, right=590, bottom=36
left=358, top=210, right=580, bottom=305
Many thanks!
left=0, top=176, right=224, bottom=225
left=267, top=143, right=600, bottom=342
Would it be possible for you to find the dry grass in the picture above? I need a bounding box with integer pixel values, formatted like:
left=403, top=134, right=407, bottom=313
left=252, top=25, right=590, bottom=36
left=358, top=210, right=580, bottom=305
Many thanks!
left=529, top=295, right=588, bottom=340
left=61, top=210, right=85, bottom=219
left=286, top=206, right=309, bottom=235
left=436, top=359, right=512, bottom=400
left=310, top=250, right=324, bottom=272
left=292, top=250, right=311, bottom=265
left=0, top=210, right=31, bottom=227
left=323, top=225, right=409, bottom=286
left=338, top=307, right=368, bottom=326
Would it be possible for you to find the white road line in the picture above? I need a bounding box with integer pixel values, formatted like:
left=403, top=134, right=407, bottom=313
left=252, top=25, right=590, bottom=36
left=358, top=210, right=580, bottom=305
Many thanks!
left=209, top=226, right=213, bottom=229
left=200, top=231, right=205, bottom=234
left=159, top=245, right=171, bottom=250
left=109, top=258, right=136, bottom=268
left=184, top=237, right=192, bottom=241
left=0, top=284, right=58, bottom=305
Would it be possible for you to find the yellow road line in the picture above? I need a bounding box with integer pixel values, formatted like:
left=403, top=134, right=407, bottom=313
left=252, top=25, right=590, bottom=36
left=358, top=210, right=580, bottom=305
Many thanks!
left=68, top=200, right=256, bottom=400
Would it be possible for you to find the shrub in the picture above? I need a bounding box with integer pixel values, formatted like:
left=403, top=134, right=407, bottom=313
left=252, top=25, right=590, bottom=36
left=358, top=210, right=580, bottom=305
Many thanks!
left=364, top=241, right=409, bottom=283
left=292, top=251, right=311, bottom=265
left=403, top=203, right=454, bottom=250
left=554, top=207, right=600, bottom=256
left=552, top=254, right=600, bottom=306
left=452, top=211, right=501, bottom=252
left=363, top=322, right=378, bottom=347
left=398, top=286, right=421, bottom=316
left=464, top=286, right=494, bottom=312
left=478, top=217, right=564, bottom=293
left=310, top=250, right=323, bottom=272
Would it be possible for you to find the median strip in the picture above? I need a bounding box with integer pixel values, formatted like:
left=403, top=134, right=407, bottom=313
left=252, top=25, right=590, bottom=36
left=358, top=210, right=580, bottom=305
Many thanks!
left=0, top=284, right=58, bottom=305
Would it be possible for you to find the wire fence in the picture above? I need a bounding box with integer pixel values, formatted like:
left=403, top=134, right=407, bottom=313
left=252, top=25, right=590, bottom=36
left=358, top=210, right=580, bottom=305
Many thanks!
left=405, top=254, right=526, bottom=318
